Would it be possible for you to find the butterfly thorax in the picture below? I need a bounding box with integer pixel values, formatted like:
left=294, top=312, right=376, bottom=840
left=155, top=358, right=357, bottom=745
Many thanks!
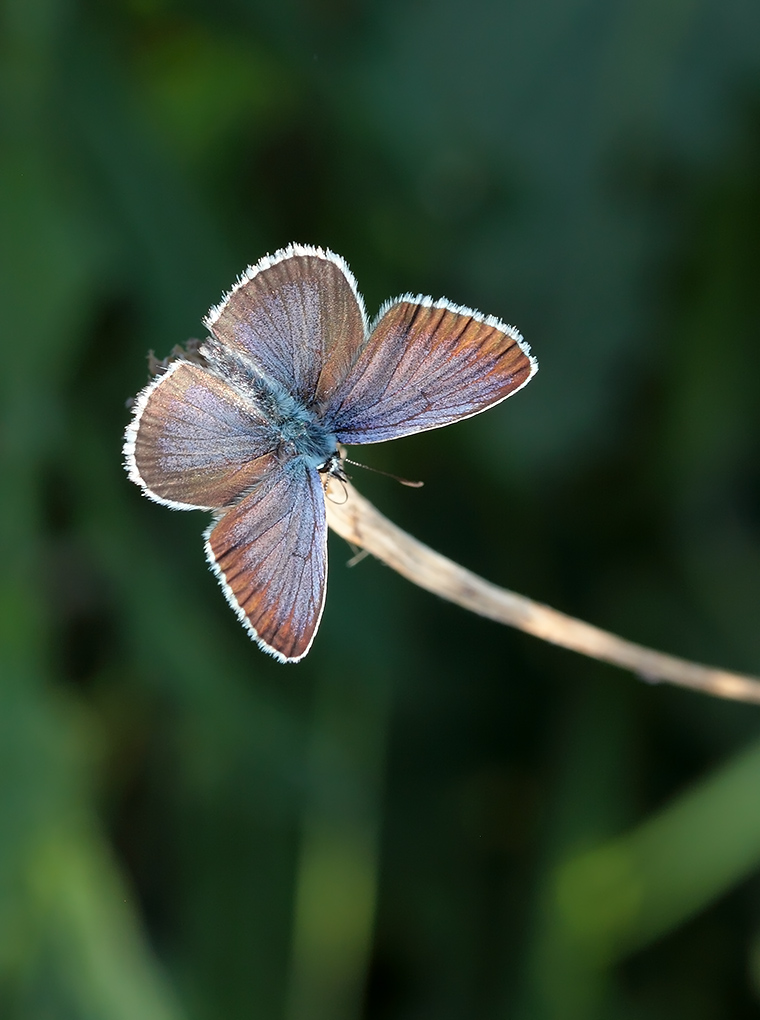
left=254, top=378, right=336, bottom=467
left=277, top=409, right=337, bottom=468
left=204, top=340, right=338, bottom=469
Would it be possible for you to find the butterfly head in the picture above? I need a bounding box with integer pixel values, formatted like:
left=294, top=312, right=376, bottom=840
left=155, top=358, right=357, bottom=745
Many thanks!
left=317, top=445, right=349, bottom=484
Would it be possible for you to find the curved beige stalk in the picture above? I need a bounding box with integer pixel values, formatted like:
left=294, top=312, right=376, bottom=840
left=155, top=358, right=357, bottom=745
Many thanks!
left=325, top=479, right=760, bottom=706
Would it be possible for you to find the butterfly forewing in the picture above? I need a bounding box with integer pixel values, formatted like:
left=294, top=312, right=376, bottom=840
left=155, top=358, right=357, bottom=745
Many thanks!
left=205, top=458, right=328, bottom=662
left=325, top=298, right=536, bottom=444
left=204, top=245, right=367, bottom=409
left=126, top=361, right=280, bottom=510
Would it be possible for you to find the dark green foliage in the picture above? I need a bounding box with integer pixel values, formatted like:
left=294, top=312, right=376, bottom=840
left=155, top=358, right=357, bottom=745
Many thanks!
left=1, top=1, right=759, bottom=1017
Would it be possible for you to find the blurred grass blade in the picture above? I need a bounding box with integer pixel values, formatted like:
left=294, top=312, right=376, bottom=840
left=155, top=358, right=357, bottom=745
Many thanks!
left=552, top=735, right=760, bottom=963
left=285, top=666, right=391, bottom=1020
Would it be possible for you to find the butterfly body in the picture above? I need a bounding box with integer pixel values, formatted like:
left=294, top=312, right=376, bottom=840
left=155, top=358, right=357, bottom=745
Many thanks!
left=124, top=244, right=537, bottom=662
left=200, top=336, right=339, bottom=469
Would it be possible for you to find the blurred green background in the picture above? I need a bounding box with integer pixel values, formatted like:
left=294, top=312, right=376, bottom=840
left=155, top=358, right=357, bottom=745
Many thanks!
left=1, top=0, right=760, bottom=1017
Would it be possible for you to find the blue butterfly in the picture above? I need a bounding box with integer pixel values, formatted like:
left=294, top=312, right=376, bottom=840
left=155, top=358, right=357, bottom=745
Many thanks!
left=124, top=244, right=537, bottom=661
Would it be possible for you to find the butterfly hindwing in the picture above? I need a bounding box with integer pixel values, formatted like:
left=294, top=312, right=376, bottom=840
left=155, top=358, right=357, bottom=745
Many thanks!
left=325, top=297, right=536, bottom=444
left=204, top=458, right=328, bottom=663
left=125, top=360, right=279, bottom=510
left=204, top=244, right=367, bottom=409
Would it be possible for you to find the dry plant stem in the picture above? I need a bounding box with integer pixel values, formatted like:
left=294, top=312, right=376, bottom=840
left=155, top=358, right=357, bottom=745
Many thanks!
left=325, top=479, right=760, bottom=706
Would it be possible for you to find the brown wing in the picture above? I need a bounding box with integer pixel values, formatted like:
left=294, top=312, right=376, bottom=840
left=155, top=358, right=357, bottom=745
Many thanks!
left=203, top=244, right=368, bottom=409
left=124, top=360, right=279, bottom=510
left=204, top=458, right=328, bottom=662
left=324, top=296, right=537, bottom=444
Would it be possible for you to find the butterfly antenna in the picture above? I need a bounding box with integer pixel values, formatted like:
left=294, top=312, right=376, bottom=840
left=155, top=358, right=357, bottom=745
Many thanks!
left=343, top=458, right=424, bottom=488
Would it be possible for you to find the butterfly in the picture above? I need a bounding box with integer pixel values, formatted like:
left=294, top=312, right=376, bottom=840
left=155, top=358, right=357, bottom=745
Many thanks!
left=123, top=244, right=537, bottom=662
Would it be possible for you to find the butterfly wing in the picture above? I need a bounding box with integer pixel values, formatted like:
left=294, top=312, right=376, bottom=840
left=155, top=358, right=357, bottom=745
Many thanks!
left=205, top=458, right=328, bottom=663
left=124, top=360, right=279, bottom=510
left=324, top=297, right=537, bottom=444
left=203, top=244, right=367, bottom=409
